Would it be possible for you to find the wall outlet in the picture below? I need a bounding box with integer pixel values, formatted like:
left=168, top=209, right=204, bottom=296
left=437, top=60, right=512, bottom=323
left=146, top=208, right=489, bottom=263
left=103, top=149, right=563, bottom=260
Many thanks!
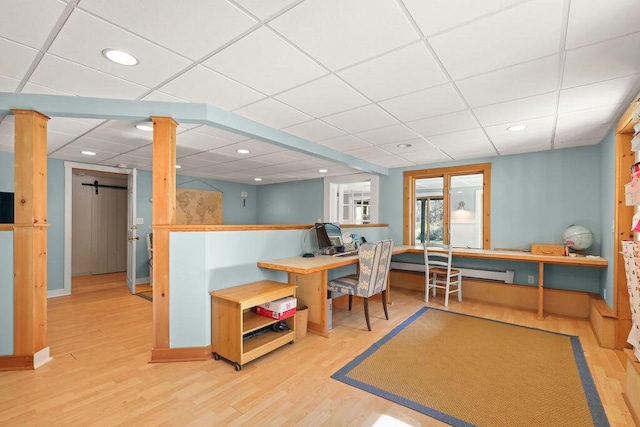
left=527, top=275, right=534, bottom=284
left=136, top=217, right=144, bottom=225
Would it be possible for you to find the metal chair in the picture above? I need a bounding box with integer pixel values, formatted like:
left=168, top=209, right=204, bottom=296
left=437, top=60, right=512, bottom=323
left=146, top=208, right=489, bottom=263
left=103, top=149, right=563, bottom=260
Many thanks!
left=424, top=243, right=462, bottom=307
left=327, top=240, right=394, bottom=331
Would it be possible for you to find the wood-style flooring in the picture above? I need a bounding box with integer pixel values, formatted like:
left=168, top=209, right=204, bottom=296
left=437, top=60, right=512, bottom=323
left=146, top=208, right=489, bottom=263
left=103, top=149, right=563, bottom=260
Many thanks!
left=0, top=274, right=635, bottom=426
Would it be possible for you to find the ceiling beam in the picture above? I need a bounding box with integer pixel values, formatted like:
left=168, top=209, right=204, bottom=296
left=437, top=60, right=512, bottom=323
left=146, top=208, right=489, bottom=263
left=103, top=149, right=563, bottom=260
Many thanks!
left=0, top=92, right=388, bottom=175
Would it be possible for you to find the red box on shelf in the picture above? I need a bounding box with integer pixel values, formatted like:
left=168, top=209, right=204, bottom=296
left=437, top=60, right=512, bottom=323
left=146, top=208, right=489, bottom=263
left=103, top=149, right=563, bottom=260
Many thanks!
left=255, top=306, right=296, bottom=320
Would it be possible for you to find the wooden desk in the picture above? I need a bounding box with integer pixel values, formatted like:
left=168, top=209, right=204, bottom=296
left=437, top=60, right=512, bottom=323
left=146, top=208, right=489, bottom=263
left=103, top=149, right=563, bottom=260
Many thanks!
left=258, top=246, right=608, bottom=336
left=397, top=245, right=608, bottom=320
left=258, top=247, right=406, bottom=337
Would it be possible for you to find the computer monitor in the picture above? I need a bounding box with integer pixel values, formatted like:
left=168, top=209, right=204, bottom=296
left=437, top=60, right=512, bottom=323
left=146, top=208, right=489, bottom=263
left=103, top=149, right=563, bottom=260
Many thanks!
left=315, top=222, right=342, bottom=251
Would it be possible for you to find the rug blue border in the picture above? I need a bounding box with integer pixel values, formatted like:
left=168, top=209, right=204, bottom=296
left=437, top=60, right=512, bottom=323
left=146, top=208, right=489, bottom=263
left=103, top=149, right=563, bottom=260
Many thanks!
left=331, top=306, right=609, bottom=427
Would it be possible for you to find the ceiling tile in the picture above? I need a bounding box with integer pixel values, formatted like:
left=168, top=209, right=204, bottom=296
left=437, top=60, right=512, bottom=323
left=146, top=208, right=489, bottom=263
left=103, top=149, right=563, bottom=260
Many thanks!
left=427, top=128, right=492, bottom=149
left=69, top=136, right=140, bottom=154
left=282, top=120, right=345, bottom=142
left=157, top=65, right=264, bottom=110
left=141, top=91, right=187, bottom=103
left=490, top=141, right=551, bottom=156
left=556, top=104, right=622, bottom=130
left=48, top=9, right=192, bottom=88
left=322, top=104, right=398, bottom=134
left=176, top=130, right=235, bottom=151
left=485, top=116, right=555, bottom=150
left=558, top=75, right=639, bottom=113
left=275, top=74, right=370, bottom=118
left=565, top=0, right=640, bottom=50
left=428, top=0, right=564, bottom=80
left=29, top=54, right=149, bottom=99
left=456, top=55, right=561, bottom=107
left=316, top=135, right=372, bottom=151
left=269, top=0, right=419, bottom=70
left=554, top=137, right=602, bottom=149
left=78, top=0, right=258, bottom=60
left=203, top=27, right=326, bottom=95
left=209, top=141, right=284, bottom=159
left=378, top=138, right=435, bottom=155
left=472, top=92, right=557, bottom=126
left=0, top=75, right=20, bottom=92
left=408, top=110, right=479, bottom=137
left=252, top=151, right=302, bottom=165
left=563, top=33, right=640, bottom=88
left=403, top=0, right=523, bottom=36
left=354, top=124, right=419, bottom=145
left=233, top=98, right=312, bottom=129
left=337, top=42, right=447, bottom=101
left=0, top=38, right=38, bottom=79
left=234, top=0, right=300, bottom=20
left=47, top=117, right=104, bottom=135
left=0, top=0, right=66, bottom=48
left=99, top=154, right=152, bottom=169
left=554, top=123, right=611, bottom=144
left=379, top=84, right=466, bottom=122
left=21, top=81, right=73, bottom=95
left=172, top=156, right=218, bottom=170
left=397, top=147, right=451, bottom=165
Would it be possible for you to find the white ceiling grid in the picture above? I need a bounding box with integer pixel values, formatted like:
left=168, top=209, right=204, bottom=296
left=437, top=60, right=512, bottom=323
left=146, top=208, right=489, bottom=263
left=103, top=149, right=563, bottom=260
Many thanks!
left=0, top=0, right=638, bottom=185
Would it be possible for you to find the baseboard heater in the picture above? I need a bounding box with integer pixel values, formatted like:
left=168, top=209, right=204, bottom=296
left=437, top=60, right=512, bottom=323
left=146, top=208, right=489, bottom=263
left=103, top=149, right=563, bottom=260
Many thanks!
left=390, top=262, right=515, bottom=284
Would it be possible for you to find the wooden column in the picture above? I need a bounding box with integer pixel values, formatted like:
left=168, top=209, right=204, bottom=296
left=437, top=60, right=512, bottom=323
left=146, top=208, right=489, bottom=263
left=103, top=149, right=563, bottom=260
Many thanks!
left=150, top=117, right=177, bottom=362
left=8, top=110, right=50, bottom=370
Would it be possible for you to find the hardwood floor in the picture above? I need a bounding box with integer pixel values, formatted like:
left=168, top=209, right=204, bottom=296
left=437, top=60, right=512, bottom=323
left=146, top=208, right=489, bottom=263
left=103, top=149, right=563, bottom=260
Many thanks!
left=0, top=276, right=635, bottom=426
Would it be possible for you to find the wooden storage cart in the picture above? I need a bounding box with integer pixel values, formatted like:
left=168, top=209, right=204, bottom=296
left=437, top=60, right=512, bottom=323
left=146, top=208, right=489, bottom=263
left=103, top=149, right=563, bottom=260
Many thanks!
left=210, top=280, right=297, bottom=371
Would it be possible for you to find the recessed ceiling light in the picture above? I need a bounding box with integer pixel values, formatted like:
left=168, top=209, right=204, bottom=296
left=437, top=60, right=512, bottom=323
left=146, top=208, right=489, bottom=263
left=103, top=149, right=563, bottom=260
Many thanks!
left=237, top=149, right=250, bottom=154
left=507, top=125, right=527, bottom=132
left=117, top=163, right=127, bottom=168
left=135, top=123, right=153, bottom=132
left=81, top=151, right=96, bottom=156
left=102, top=48, right=139, bottom=66
left=397, top=143, right=412, bottom=148
left=175, top=164, right=182, bottom=169
left=254, top=177, right=262, bottom=182
left=318, top=169, right=328, bottom=173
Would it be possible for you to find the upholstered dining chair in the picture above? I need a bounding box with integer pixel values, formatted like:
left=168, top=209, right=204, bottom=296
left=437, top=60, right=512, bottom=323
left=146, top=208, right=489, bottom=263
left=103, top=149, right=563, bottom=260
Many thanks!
left=327, top=240, right=394, bottom=331
left=424, top=243, right=462, bottom=307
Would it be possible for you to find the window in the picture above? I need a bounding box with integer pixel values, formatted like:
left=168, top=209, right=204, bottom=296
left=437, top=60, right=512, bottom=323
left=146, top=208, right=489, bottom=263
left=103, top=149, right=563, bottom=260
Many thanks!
left=324, top=174, right=378, bottom=224
left=403, top=163, right=490, bottom=248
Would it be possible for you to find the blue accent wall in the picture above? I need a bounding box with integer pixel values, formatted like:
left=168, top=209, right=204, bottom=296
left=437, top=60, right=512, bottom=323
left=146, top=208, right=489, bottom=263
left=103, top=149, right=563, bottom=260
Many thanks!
left=0, top=231, right=13, bottom=356
left=600, top=128, right=617, bottom=307
left=47, top=158, right=65, bottom=291
left=256, top=178, right=324, bottom=224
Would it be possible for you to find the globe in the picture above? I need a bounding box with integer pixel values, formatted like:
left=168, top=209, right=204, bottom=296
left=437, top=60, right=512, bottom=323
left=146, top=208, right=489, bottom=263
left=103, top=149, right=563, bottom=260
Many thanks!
left=561, top=225, right=594, bottom=251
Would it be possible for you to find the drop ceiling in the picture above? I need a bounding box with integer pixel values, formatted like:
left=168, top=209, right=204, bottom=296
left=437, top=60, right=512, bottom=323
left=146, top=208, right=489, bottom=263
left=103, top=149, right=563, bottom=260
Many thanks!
left=0, top=0, right=639, bottom=185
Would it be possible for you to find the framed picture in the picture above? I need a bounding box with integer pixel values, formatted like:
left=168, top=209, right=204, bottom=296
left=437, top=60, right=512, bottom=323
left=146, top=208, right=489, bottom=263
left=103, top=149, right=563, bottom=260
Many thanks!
left=329, top=236, right=343, bottom=247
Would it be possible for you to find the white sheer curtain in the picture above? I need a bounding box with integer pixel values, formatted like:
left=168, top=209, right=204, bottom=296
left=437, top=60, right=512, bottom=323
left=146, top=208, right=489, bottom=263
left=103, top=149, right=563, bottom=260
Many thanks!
left=621, top=241, right=640, bottom=360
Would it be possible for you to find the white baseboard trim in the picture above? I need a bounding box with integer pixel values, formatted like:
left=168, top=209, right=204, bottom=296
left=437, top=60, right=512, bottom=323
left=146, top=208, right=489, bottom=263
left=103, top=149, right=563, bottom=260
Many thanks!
left=33, top=347, right=52, bottom=369
left=47, top=288, right=70, bottom=298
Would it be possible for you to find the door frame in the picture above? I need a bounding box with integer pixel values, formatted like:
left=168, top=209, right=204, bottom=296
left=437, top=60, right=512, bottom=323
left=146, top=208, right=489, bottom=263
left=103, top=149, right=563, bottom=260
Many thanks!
left=58, top=161, right=134, bottom=298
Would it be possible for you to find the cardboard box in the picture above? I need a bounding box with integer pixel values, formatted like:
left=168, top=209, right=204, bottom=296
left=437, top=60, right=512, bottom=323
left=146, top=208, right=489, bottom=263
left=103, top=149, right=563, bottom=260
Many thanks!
left=255, top=306, right=296, bottom=320
left=258, top=296, right=297, bottom=313
left=530, top=244, right=565, bottom=256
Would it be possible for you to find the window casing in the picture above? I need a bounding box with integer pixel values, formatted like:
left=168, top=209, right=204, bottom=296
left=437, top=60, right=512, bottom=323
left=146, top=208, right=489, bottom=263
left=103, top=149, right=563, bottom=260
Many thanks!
left=403, top=163, right=491, bottom=248
left=324, top=174, right=378, bottom=224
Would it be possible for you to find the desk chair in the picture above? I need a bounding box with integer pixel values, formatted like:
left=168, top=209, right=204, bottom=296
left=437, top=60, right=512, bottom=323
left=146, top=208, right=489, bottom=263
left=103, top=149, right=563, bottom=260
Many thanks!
left=424, top=243, right=461, bottom=307
left=327, top=240, right=394, bottom=331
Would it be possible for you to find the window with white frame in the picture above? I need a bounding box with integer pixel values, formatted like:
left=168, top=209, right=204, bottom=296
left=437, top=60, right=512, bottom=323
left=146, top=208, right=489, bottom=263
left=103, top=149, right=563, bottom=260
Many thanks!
left=324, top=174, right=379, bottom=224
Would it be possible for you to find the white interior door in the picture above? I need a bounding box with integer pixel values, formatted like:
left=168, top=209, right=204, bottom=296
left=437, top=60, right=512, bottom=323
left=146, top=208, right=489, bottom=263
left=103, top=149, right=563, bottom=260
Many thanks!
left=127, top=169, right=137, bottom=294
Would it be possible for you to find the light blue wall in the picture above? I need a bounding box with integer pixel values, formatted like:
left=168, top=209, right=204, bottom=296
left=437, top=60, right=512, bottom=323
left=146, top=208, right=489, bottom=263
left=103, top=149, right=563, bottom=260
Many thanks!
left=169, top=226, right=390, bottom=347
left=600, top=129, right=616, bottom=307
left=47, top=158, right=65, bottom=291
left=0, top=231, right=13, bottom=356
left=256, top=178, right=324, bottom=224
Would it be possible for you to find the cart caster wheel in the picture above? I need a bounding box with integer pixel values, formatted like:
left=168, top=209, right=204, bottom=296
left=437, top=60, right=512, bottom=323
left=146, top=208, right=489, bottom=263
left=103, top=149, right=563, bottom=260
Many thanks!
left=234, top=363, right=242, bottom=371
left=213, top=352, right=221, bottom=361
left=289, top=340, right=295, bottom=344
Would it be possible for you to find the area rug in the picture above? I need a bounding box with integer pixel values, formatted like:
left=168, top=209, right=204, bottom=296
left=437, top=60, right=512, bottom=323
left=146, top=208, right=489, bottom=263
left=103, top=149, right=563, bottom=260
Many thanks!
left=332, top=307, right=608, bottom=427
left=135, top=290, right=152, bottom=302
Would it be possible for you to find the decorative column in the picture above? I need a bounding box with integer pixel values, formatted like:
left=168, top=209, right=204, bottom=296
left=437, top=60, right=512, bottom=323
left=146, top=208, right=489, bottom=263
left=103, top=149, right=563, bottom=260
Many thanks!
left=9, top=110, right=51, bottom=370
left=150, top=116, right=177, bottom=362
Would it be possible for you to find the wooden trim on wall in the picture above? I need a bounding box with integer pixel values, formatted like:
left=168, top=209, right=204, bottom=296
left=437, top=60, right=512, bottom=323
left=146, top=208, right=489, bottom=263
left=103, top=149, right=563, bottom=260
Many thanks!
left=613, top=96, right=637, bottom=350
left=0, top=354, right=34, bottom=371
left=150, top=345, right=212, bottom=363
left=151, top=116, right=177, bottom=353
left=13, top=110, right=49, bottom=360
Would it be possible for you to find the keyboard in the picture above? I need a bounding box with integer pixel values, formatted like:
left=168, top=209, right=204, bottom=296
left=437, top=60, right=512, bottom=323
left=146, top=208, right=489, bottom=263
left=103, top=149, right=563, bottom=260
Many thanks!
left=333, top=251, right=358, bottom=257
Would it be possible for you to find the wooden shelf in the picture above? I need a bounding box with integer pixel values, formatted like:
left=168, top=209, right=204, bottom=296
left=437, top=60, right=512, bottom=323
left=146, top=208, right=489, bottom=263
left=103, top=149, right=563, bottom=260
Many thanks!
left=211, top=280, right=297, bottom=370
